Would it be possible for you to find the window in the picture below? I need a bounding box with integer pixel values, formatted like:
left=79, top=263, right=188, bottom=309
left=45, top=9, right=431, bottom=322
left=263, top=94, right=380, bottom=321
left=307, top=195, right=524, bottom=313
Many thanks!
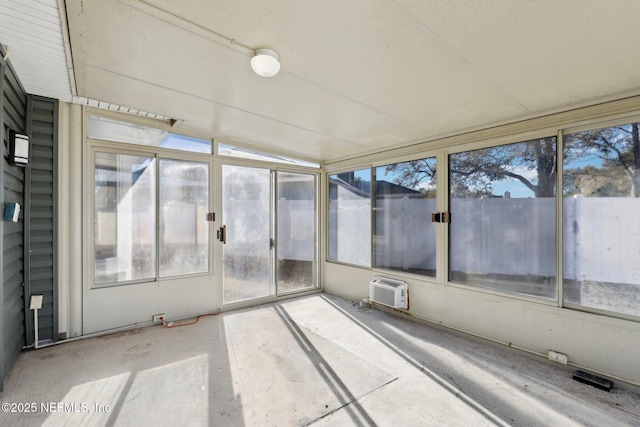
left=94, top=153, right=211, bottom=286
left=89, top=115, right=211, bottom=154
left=449, top=138, right=557, bottom=298
left=563, top=122, right=640, bottom=317
left=218, top=143, right=319, bottom=167
left=374, top=158, right=437, bottom=276
left=326, top=118, right=640, bottom=321
left=328, top=169, right=371, bottom=266
left=91, top=114, right=212, bottom=286
left=94, top=152, right=156, bottom=285
left=159, top=159, right=210, bottom=277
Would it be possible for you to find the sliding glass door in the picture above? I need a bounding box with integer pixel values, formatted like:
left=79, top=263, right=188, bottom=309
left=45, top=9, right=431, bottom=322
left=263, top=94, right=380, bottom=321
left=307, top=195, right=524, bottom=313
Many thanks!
left=222, top=165, right=317, bottom=304
left=222, top=165, right=273, bottom=304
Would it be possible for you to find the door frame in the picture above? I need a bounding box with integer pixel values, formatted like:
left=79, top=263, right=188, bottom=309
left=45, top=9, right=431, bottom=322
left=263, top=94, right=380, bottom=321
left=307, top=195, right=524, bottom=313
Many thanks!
left=217, top=158, right=321, bottom=309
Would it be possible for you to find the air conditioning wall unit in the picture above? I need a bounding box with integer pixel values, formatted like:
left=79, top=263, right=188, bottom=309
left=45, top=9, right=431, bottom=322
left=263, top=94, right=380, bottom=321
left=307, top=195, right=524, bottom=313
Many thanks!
left=369, top=276, right=408, bottom=309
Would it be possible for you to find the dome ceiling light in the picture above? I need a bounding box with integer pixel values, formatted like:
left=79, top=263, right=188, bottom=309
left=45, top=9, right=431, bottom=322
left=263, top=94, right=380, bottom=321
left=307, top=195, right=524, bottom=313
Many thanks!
left=251, top=49, right=281, bottom=77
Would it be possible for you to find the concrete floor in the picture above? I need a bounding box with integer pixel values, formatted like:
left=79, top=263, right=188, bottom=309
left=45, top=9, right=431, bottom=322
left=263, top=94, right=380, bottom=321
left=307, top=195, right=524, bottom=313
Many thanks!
left=1, top=294, right=639, bottom=426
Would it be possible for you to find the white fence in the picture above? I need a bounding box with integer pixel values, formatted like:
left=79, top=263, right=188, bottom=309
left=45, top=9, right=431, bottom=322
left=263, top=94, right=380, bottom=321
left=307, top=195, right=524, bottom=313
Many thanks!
left=330, top=195, right=639, bottom=286
left=563, top=196, right=640, bottom=284
left=450, top=198, right=555, bottom=277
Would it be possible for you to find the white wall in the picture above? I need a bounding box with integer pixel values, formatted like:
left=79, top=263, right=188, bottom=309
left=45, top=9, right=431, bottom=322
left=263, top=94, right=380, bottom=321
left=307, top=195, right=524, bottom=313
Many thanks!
left=323, top=262, right=640, bottom=387
left=57, top=104, right=221, bottom=336
left=82, top=275, right=217, bottom=334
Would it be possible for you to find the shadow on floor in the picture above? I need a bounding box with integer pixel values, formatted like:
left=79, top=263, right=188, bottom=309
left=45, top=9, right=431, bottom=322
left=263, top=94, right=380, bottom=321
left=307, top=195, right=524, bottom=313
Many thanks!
left=0, top=293, right=638, bottom=426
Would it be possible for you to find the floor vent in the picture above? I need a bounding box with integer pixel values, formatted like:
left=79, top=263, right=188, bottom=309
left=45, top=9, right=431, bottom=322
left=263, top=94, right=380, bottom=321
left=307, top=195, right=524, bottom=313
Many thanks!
left=573, top=370, right=613, bottom=391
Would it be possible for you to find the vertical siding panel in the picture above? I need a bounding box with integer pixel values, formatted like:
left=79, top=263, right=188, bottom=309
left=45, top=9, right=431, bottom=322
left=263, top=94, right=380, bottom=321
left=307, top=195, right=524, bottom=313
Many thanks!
left=25, top=95, right=58, bottom=345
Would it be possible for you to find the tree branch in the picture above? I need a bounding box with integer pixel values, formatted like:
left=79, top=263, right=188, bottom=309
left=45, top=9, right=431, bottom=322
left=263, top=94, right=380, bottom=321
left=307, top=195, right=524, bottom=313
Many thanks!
left=500, top=170, right=536, bottom=193
left=600, top=136, right=631, bottom=172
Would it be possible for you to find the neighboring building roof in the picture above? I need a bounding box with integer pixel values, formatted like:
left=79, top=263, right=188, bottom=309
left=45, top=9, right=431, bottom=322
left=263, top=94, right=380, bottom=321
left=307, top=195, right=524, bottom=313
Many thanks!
left=329, top=177, right=424, bottom=199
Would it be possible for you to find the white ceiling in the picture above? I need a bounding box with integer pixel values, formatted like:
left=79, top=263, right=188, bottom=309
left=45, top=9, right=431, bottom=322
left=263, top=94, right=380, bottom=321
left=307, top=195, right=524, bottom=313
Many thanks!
left=3, top=1, right=640, bottom=162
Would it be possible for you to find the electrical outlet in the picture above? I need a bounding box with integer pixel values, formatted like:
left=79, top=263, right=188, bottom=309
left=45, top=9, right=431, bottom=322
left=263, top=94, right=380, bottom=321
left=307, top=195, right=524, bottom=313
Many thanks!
left=548, top=350, right=568, bottom=365
left=153, top=314, right=165, bottom=324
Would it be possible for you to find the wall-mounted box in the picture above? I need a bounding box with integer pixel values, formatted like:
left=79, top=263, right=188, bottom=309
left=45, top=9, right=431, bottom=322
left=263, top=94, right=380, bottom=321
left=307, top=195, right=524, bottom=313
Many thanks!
left=4, top=202, right=20, bottom=222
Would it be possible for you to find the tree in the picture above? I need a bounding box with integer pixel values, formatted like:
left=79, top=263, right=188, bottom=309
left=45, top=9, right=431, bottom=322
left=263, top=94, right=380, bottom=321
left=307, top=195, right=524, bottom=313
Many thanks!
left=384, top=138, right=557, bottom=198
left=564, top=123, right=640, bottom=197
left=385, top=122, right=640, bottom=199
left=383, top=158, right=436, bottom=191
left=450, top=138, right=557, bottom=198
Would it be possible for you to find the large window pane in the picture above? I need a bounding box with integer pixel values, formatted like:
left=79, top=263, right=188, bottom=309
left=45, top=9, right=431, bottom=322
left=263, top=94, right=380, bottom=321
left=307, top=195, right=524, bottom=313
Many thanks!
left=449, top=138, right=557, bottom=298
left=95, top=152, right=156, bottom=284
left=89, top=115, right=211, bottom=154
left=374, top=158, right=437, bottom=276
left=218, top=143, right=319, bottom=167
left=159, top=159, right=209, bottom=277
left=277, top=172, right=317, bottom=292
left=563, top=122, right=640, bottom=317
left=328, top=169, right=371, bottom=266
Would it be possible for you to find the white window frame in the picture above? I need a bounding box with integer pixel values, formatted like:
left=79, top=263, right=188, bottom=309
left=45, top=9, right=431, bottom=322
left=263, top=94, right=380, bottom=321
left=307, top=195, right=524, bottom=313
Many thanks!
left=324, top=110, right=640, bottom=322
left=85, top=112, right=215, bottom=289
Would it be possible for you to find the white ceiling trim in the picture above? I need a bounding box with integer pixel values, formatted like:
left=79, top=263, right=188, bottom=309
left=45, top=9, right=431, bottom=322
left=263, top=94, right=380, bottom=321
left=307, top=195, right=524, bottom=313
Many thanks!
left=0, top=0, right=73, bottom=101
left=58, top=0, right=77, bottom=97
left=72, top=96, right=172, bottom=121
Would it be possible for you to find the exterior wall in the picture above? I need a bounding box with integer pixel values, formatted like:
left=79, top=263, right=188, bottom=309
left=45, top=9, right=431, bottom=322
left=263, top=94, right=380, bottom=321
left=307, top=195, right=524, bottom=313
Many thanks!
left=24, top=95, right=58, bottom=345
left=0, top=50, right=27, bottom=391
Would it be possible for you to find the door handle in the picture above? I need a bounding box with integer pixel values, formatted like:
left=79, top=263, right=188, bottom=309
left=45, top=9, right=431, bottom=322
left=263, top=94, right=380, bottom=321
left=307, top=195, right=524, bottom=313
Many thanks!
left=218, top=225, right=227, bottom=244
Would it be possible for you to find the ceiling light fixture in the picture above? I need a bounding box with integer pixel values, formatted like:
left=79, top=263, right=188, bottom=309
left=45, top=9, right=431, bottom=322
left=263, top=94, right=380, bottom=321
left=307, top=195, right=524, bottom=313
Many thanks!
left=251, top=49, right=281, bottom=77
